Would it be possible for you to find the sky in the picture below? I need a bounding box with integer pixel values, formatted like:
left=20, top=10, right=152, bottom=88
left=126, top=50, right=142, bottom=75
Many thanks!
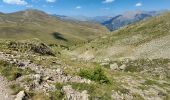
left=0, top=0, right=170, bottom=17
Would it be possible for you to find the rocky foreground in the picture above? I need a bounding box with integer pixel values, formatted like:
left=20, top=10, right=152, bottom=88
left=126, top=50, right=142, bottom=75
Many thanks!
left=0, top=39, right=170, bottom=100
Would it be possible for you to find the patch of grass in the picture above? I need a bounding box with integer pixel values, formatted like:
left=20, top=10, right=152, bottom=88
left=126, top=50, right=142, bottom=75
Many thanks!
left=142, top=79, right=157, bottom=86
left=79, top=65, right=110, bottom=84
left=132, top=93, right=144, bottom=100
left=32, top=93, right=50, bottom=100
left=71, top=83, right=95, bottom=93
left=50, top=90, right=64, bottom=100
left=9, top=84, right=24, bottom=95
left=138, top=85, right=148, bottom=90
left=55, top=82, right=63, bottom=90
left=22, top=77, right=33, bottom=83
left=70, top=82, right=112, bottom=100
left=119, top=88, right=130, bottom=94
left=0, top=60, right=34, bottom=81
left=50, top=83, right=64, bottom=100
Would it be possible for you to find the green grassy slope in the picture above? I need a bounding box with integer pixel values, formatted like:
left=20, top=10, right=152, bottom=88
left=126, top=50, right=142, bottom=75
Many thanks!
left=70, top=12, right=170, bottom=61
left=0, top=9, right=108, bottom=46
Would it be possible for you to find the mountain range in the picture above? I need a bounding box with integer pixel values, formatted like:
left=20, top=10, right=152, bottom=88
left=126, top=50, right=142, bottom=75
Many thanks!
left=102, top=10, right=160, bottom=31
left=55, top=10, right=168, bottom=31
left=0, top=9, right=108, bottom=46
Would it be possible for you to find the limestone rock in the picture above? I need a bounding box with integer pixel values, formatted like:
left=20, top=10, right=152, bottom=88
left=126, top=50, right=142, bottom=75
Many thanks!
left=15, top=91, right=25, bottom=100
left=110, top=63, right=119, bottom=70
left=120, top=64, right=126, bottom=70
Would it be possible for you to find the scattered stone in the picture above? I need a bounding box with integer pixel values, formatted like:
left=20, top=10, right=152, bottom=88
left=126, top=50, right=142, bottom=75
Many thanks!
left=100, top=62, right=109, bottom=66
left=119, top=64, right=126, bottom=70
left=110, top=63, right=119, bottom=70
left=63, top=85, right=89, bottom=100
left=15, top=91, right=25, bottom=100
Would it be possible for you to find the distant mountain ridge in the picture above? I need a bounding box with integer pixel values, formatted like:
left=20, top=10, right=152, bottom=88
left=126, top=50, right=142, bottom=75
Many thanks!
left=54, top=10, right=167, bottom=31
left=102, top=10, right=161, bottom=31
left=0, top=9, right=108, bottom=46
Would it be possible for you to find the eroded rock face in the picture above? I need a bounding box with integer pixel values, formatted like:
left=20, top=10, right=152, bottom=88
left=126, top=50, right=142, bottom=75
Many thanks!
left=62, top=85, right=89, bottom=100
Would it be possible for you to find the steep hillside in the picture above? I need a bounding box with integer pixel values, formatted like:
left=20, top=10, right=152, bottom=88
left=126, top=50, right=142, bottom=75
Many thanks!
left=102, top=10, right=159, bottom=31
left=69, top=12, right=170, bottom=61
left=0, top=9, right=108, bottom=46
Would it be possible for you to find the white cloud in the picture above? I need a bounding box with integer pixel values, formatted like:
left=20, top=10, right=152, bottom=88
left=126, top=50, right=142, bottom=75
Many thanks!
left=103, top=0, right=114, bottom=3
left=46, top=0, right=56, bottom=3
left=3, top=0, right=27, bottom=5
left=135, top=2, right=142, bottom=7
left=76, top=6, right=82, bottom=9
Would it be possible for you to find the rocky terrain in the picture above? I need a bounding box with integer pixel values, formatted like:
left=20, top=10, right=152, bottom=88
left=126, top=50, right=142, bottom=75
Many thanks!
left=0, top=10, right=170, bottom=100
left=0, top=38, right=169, bottom=100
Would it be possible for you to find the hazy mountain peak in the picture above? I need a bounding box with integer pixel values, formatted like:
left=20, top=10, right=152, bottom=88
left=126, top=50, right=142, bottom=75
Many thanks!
left=102, top=10, right=160, bottom=31
left=0, top=12, right=4, bottom=15
left=8, top=9, right=50, bottom=19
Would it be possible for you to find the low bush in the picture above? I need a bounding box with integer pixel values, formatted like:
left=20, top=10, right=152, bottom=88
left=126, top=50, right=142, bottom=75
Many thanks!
left=79, top=66, right=110, bottom=84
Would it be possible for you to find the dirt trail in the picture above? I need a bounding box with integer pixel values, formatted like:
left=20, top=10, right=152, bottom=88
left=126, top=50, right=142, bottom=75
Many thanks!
left=0, top=76, right=15, bottom=100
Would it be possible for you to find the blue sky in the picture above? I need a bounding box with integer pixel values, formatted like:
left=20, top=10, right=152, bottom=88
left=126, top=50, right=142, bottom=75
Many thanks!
left=0, top=0, right=170, bottom=17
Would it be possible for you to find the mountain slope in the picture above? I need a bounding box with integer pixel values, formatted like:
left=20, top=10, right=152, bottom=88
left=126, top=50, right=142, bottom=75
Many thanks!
left=0, top=9, right=108, bottom=46
left=102, top=10, right=159, bottom=31
left=69, top=12, right=170, bottom=61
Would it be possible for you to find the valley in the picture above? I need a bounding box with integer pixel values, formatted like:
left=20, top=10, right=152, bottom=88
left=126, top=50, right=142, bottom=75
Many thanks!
left=0, top=9, right=170, bottom=100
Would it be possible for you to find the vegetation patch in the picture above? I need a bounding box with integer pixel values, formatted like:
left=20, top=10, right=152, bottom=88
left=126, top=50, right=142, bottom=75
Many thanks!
left=79, top=66, right=110, bottom=84
left=9, top=84, right=24, bottom=95
left=0, top=60, right=34, bottom=81
left=71, top=83, right=95, bottom=93
left=124, top=59, right=170, bottom=73
left=142, top=79, right=158, bottom=86
left=132, top=93, right=144, bottom=100
left=49, top=82, right=64, bottom=100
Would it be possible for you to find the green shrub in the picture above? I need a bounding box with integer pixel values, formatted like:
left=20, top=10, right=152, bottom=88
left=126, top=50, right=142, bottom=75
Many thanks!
left=79, top=66, right=110, bottom=84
